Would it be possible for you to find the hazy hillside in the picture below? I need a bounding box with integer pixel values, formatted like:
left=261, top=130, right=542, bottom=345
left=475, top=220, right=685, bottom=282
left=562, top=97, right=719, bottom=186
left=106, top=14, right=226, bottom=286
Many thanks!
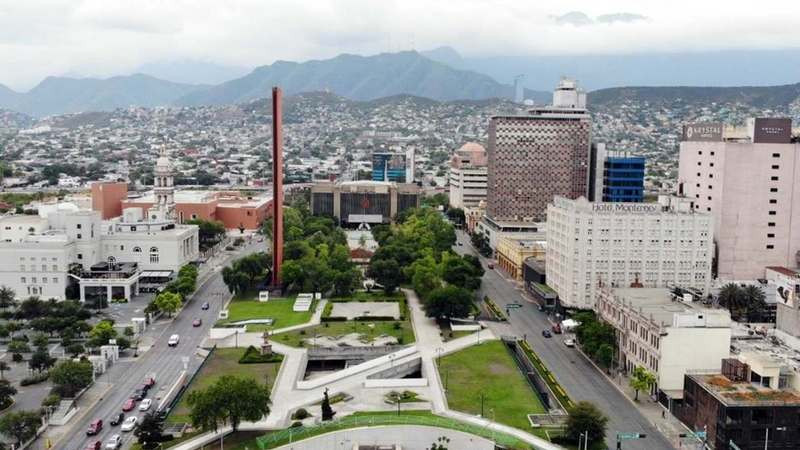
left=0, top=74, right=207, bottom=117
left=588, top=83, right=800, bottom=108
left=176, top=51, right=549, bottom=106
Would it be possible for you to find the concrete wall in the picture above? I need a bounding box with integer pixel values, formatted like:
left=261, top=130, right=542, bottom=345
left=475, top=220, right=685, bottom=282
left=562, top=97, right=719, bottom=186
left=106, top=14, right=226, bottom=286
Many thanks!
left=91, top=182, right=128, bottom=220
left=659, top=327, right=731, bottom=392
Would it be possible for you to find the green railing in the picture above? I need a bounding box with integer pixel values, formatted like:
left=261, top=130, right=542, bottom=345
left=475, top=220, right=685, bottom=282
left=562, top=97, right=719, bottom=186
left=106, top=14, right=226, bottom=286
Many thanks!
left=255, top=413, right=534, bottom=449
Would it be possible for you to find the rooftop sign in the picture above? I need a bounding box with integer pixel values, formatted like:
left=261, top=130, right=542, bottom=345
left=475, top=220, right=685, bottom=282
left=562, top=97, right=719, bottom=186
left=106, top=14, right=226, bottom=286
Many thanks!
left=592, top=203, right=660, bottom=214
left=682, top=123, right=723, bottom=142
left=752, top=118, right=792, bottom=144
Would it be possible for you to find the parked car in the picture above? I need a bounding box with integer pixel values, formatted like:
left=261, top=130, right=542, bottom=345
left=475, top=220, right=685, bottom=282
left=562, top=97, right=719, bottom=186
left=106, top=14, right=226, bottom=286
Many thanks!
left=110, top=413, right=124, bottom=426
left=85, top=441, right=102, bottom=450
left=168, top=334, right=180, bottom=346
left=144, top=377, right=156, bottom=388
left=487, top=263, right=494, bottom=269
left=121, top=416, right=138, bottom=432
left=130, top=389, right=146, bottom=401
left=563, top=339, right=576, bottom=348
left=86, top=419, right=103, bottom=436
left=122, top=398, right=135, bottom=412
left=551, top=323, right=562, bottom=334
left=201, top=302, right=210, bottom=310
left=139, top=398, right=152, bottom=411
left=192, top=318, right=202, bottom=327
left=542, top=329, right=552, bottom=338
left=105, top=435, right=122, bottom=449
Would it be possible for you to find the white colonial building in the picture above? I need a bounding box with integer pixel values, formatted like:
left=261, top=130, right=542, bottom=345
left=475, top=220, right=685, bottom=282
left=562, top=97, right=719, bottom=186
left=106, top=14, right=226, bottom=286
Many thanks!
left=546, top=196, right=714, bottom=309
left=0, top=148, right=199, bottom=302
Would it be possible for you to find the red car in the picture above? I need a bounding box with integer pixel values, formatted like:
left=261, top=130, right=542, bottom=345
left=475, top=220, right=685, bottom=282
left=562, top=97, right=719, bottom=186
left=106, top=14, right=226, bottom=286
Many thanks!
left=192, top=318, right=202, bottom=327
left=85, top=442, right=101, bottom=450
left=144, top=377, right=156, bottom=388
left=86, top=419, right=102, bottom=436
left=122, top=398, right=135, bottom=412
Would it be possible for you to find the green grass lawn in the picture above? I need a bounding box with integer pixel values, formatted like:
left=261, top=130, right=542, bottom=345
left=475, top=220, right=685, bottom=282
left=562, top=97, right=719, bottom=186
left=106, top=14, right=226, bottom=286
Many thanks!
left=438, top=340, right=545, bottom=431
left=272, top=319, right=415, bottom=347
left=167, top=348, right=282, bottom=424
left=216, top=297, right=316, bottom=331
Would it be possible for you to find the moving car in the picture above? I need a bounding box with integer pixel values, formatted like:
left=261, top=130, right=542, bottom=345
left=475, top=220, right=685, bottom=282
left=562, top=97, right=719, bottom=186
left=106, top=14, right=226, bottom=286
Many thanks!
left=563, top=339, right=576, bottom=348
left=121, top=416, right=138, bottom=432
left=85, top=442, right=102, bottom=450
left=139, top=398, right=152, bottom=411
left=192, top=318, right=202, bottom=327
left=105, top=435, right=121, bottom=450
left=130, top=389, right=146, bottom=401
left=487, top=263, right=494, bottom=269
left=86, top=419, right=103, bottom=435
left=168, top=334, right=180, bottom=346
left=542, top=329, right=552, bottom=338
left=109, top=412, right=124, bottom=426
left=551, top=323, right=562, bottom=334
left=201, top=302, right=210, bottom=310
left=144, top=377, right=156, bottom=388
left=122, top=398, right=135, bottom=412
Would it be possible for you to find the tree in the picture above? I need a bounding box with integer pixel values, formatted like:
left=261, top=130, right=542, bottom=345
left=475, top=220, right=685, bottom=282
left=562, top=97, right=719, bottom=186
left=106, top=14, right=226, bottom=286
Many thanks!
left=187, top=219, right=226, bottom=249
left=742, top=284, right=768, bottom=322
left=366, top=259, right=402, bottom=294
left=187, top=375, right=270, bottom=433
left=446, top=207, right=465, bottom=226
left=441, top=252, right=483, bottom=291
left=717, top=283, right=746, bottom=320
left=66, top=343, right=85, bottom=358
left=565, top=401, right=608, bottom=445
left=134, top=412, right=165, bottom=449
left=629, top=366, right=656, bottom=401
left=28, top=348, right=55, bottom=373
left=50, top=359, right=94, bottom=397
left=321, top=387, right=335, bottom=421
left=0, top=379, right=17, bottom=409
left=0, top=361, right=9, bottom=379
left=423, top=286, right=474, bottom=319
left=0, top=410, right=41, bottom=445
left=7, top=340, right=30, bottom=354
left=594, top=344, right=614, bottom=372
left=0, top=285, right=15, bottom=309
left=88, top=320, right=117, bottom=347
left=154, top=292, right=182, bottom=318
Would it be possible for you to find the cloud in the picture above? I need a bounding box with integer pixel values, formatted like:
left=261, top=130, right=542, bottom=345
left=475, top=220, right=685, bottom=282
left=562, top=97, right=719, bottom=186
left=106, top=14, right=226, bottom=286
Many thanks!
left=0, top=0, right=798, bottom=91
left=552, top=11, right=648, bottom=26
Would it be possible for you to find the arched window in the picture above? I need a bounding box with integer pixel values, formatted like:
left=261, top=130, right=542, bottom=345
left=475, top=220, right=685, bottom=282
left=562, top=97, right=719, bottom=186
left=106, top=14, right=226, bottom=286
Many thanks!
left=149, top=247, right=159, bottom=264
left=133, top=247, right=142, bottom=253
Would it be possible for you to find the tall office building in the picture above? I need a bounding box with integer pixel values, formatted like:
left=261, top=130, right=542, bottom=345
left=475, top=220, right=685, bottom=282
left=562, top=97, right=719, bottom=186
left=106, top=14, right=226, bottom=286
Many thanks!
left=372, top=152, right=408, bottom=183
left=677, top=118, right=800, bottom=280
left=448, top=142, right=488, bottom=209
left=486, top=78, right=591, bottom=222
left=589, top=143, right=646, bottom=202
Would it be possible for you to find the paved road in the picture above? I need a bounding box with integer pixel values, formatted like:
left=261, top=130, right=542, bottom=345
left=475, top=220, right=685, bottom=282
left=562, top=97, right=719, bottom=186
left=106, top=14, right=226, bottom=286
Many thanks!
left=454, top=231, right=672, bottom=450
left=61, top=240, right=264, bottom=450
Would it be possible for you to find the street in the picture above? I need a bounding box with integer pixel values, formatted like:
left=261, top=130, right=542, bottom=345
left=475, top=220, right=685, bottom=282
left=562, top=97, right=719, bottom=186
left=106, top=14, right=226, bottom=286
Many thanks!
left=59, top=239, right=263, bottom=450
left=454, top=230, right=673, bottom=450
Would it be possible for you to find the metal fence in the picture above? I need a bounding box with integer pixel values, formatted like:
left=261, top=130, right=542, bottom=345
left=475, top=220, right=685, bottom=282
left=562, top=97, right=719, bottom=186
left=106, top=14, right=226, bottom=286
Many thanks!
left=255, top=414, right=533, bottom=449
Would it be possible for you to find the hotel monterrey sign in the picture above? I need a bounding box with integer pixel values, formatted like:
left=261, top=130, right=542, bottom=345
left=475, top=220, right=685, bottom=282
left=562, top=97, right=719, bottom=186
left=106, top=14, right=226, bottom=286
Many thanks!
left=592, top=203, right=660, bottom=214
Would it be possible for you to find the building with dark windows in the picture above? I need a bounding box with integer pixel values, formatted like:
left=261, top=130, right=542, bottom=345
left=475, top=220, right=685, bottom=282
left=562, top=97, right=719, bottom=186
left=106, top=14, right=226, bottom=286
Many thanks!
left=589, top=144, right=645, bottom=202
left=485, top=78, right=591, bottom=223
left=678, top=356, right=800, bottom=450
left=372, top=152, right=410, bottom=183
left=310, top=181, right=420, bottom=226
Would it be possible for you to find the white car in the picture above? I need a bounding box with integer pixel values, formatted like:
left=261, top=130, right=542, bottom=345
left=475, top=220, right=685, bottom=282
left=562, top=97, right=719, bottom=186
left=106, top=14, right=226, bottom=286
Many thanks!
left=105, top=435, right=121, bottom=449
left=563, top=338, right=576, bottom=348
left=139, top=398, right=152, bottom=411
left=121, top=416, right=137, bottom=432
left=168, top=334, right=180, bottom=347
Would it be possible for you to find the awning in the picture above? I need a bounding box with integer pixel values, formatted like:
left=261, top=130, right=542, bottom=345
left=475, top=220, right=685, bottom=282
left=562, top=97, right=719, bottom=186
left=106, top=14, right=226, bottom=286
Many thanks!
left=139, top=270, right=174, bottom=278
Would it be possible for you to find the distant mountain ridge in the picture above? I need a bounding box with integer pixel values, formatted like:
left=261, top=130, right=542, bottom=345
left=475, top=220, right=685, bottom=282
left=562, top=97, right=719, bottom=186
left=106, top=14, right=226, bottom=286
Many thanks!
left=0, top=74, right=207, bottom=117
left=588, top=83, right=800, bottom=108
left=175, top=51, right=549, bottom=106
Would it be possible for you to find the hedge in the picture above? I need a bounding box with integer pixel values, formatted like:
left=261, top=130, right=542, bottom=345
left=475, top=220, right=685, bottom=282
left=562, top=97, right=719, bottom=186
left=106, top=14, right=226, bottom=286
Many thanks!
left=483, top=296, right=507, bottom=321
left=321, top=316, right=348, bottom=322
left=20, top=372, right=49, bottom=386
left=354, top=316, right=397, bottom=321
left=238, top=345, right=285, bottom=364
left=519, top=340, right=574, bottom=410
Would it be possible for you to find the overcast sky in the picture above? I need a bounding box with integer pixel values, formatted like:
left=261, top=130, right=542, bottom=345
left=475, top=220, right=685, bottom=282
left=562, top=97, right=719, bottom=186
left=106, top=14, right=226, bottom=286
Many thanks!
left=1, top=0, right=799, bottom=90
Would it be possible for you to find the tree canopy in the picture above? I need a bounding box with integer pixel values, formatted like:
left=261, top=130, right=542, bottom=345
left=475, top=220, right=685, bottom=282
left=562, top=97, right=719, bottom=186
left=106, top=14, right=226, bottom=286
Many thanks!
left=565, top=401, right=608, bottom=445
left=187, top=375, right=271, bottom=433
left=51, top=359, right=94, bottom=397
left=0, top=410, right=41, bottom=445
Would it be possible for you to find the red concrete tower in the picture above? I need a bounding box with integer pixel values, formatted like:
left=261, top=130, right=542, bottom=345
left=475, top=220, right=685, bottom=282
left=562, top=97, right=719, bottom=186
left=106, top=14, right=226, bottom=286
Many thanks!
left=271, top=87, right=284, bottom=287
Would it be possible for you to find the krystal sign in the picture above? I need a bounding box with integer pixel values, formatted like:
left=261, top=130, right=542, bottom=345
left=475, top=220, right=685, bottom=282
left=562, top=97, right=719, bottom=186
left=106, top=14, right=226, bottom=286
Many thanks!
left=682, top=123, right=723, bottom=142
left=752, top=118, right=792, bottom=144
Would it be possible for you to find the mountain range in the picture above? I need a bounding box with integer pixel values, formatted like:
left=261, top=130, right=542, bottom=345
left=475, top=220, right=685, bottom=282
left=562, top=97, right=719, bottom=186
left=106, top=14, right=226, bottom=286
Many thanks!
left=0, top=51, right=547, bottom=117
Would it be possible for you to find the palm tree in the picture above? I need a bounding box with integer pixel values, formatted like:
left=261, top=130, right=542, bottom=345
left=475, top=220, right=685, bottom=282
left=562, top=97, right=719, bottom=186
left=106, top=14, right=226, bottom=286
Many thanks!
left=742, top=285, right=768, bottom=322
left=0, top=286, right=15, bottom=310
left=717, top=283, right=746, bottom=321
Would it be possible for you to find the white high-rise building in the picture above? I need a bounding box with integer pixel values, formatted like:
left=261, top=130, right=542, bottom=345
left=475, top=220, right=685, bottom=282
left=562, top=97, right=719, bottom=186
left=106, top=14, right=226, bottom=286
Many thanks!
left=449, top=142, right=488, bottom=209
left=546, top=196, right=713, bottom=309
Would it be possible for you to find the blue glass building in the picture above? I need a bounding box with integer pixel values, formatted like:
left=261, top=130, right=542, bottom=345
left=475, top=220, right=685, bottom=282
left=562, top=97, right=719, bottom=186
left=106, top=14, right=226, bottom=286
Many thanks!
left=603, top=156, right=645, bottom=202
left=372, top=152, right=407, bottom=182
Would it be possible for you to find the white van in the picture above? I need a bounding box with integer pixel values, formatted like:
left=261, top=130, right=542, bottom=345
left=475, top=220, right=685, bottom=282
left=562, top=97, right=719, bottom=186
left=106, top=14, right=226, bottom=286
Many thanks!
left=168, top=334, right=180, bottom=347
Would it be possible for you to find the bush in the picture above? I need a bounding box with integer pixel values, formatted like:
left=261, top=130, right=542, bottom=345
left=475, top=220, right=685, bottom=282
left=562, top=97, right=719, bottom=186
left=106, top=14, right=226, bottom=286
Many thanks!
left=20, top=372, right=49, bottom=386
left=41, top=394, right=61, bottom=408
left=291, top=408, right=310, bottom=420
left=321, top=316, right=347, bottom=323
left=354, top=316, right=396, bottom=321
left=11, top=353, right=22, bottom=363
left=393, top=321, right=402, bottom=330
left=238, top=346, right=284, bottom=364
left=290, top=421, right=303, bottom=428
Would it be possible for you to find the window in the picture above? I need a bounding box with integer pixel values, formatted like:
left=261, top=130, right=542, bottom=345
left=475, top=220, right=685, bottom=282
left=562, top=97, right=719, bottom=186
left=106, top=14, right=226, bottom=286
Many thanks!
left=707, top=196, right=712, bottom=200
left=709, top=174, right=713, bottom=178
left=76, top=224, right=81, bottom=229
left=133, top=247, right=142, bottom=253
left=698, top=151, right=702, bottom=155
left=769, top=199, right=777, bottom=204
left=772, top=165, right=780, bottom=169
left=696, top=172, right=701, bottom=177
left=20, top=277, right=26, bottom=284
left=708, top=185, right=712, bottom=189
left=771, top=176, right=779, bottom=181
left=191, top=214, right=197, bottom=220
left=41, top=265, right=46, bottom=272
left=120, top=245, right=124, bottom=251
left=767, top=233, right=775, bottom=238
left=767, top=245, right=775, bottom=249
left=31, top=277, right=36, bottom=283
left=52, top=265, right=57, bottom=271
left=42, top=278, right=47, bottom=284
left=77, top=233, right=82, bottom=239
left=770, top=188, right=778, bottom=192
left=710, top=151, right=715, bottom=155
left=710, top=162, right=714, bottom=167
left=149, top=247, right=159, bottom=264
left=773, top=153, right=781, bottom=158
left=52, top=277, right=58, bottom=284
left=77, top=253, right=83, bottom=260
left=768, top=222, right=776, bottom=227
left=706, top=207, right=711, bottom=212
left=697, top=162, right=701, bottom=166
left=769, top=211, right=777, bottom=215
left=20, top=265, right=25, bottom=271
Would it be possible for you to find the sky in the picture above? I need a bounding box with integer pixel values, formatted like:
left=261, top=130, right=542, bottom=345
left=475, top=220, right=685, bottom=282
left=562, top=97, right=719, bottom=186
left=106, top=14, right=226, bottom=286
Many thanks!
left=1, top=0, right=799, bottom=90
